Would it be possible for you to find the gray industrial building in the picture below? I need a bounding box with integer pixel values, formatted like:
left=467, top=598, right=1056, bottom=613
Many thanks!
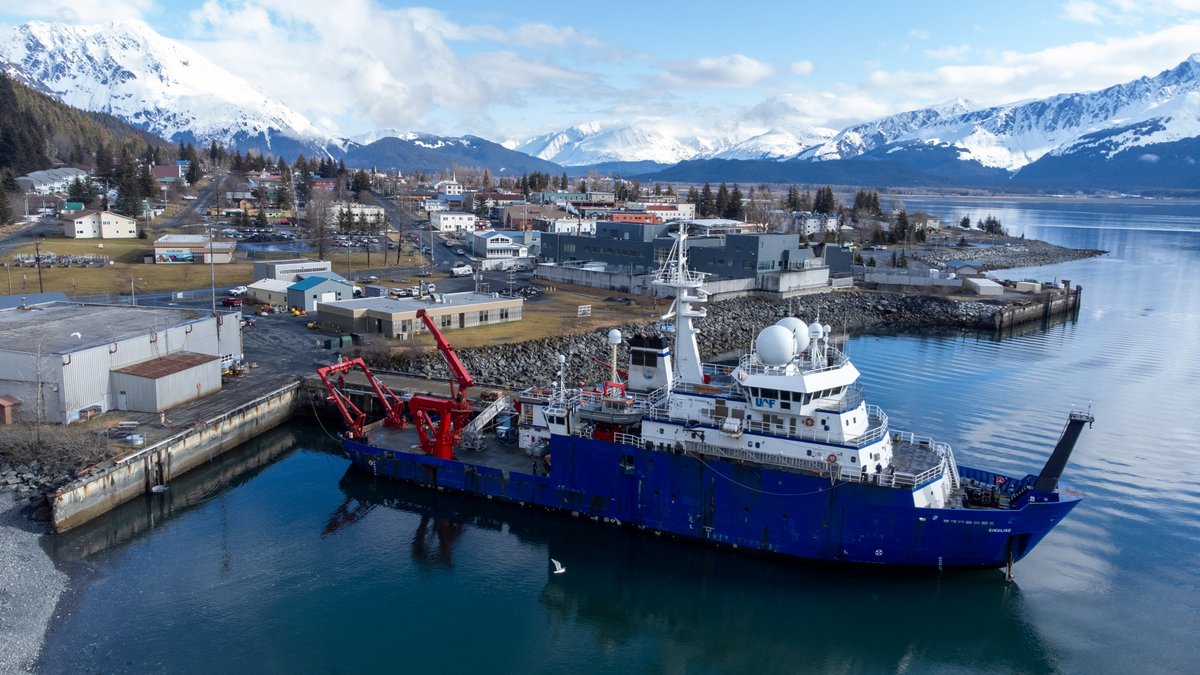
left=539, top=219, right=817, bottom=279
left=0, top=303, right=244, bottom=423
left=252, top=258, right=334, bottom=282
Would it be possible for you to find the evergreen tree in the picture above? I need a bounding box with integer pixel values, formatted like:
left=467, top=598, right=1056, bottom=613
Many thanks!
left=686, top=185, right=700, bottom=205
left=276, top=183, right=294, bottom=210
left=813, top=186, right=836, bottom=214
left=350, top=169, right=371, bottom=200
left=94, top=143, right=114, bottom=179
left=785, top=185, right=801, bottom=211
left=0, top=189, right=13, bottom=225
left=699, top=183, right=715, bottom=217
left=577, top=179, right=588, bottom=193
left=726, top=184, right=744, bottom=220
left=67, top=176, right=97, bottom=205
left=209, top=140, right=220, bottom=166
left=959, top=216, right=971, bottom=229
left=254, top=210, right=269, bottom=229
left=715, top=182, right=730, bottom=218
left=893, top=210, right=910, bottom=244
left=560, top=172, right=569, bottom=190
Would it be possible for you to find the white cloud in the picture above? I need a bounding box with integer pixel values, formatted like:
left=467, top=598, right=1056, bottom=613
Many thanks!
left=1, top=0, right=153, bottom=23
left=657, top=54, right=774, bottom=89
left=924, top=44, right=972, bottom=61
left=1062, top=0, right=1104, bottom=23
left=1139, top=153, right=1159, bottom=162
left=180, top=0, right=605, bottom=137
left=908, top=29, right=930, bottom=40
left=789, top=60, right=814, bottom=76
left=864, top=22, right=1200, bottom=110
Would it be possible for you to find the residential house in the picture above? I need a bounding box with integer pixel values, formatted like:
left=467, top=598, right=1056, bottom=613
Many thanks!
left=61, top=210, right=138, bottom=239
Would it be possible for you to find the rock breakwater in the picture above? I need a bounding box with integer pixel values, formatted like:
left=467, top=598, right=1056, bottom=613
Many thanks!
left=375, top=291, right=1001, bottom=390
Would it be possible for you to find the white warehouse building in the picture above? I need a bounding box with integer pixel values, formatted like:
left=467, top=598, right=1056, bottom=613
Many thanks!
left=430, top=211, right=476, bottom=233
left=0, top=303, right=244, bottom=423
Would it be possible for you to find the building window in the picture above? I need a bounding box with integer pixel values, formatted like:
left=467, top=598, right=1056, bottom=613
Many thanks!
left=499, top=308, right=509, bottom=320
left=479, top=310, right=489, bottom=322
left=441, top=315, right=452, bottom=328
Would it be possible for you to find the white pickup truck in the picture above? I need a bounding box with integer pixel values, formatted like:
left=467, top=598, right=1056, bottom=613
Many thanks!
left=449, top=266, right=473, bottom=277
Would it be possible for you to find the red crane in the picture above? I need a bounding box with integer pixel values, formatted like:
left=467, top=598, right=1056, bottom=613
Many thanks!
left=316, top=357, right=407, bottom=442
left=407, top=308, right=476, bottom=460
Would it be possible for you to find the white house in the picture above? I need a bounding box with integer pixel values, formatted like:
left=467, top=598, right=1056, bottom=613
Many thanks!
left=431, top=211, right=476, bottom=233
left=333, top=202, right=387, bottom=224
left=470, top=230, right=530, bottom=260
left=61, top=210, right=138, bottom=239
left=541, top=218, right=597, bottom=235
left=434, top=179, right=463, bottom=196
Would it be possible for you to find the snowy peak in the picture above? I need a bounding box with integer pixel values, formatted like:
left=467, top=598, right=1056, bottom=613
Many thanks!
left=516, top=122, right=724, bottom=166
left=0, top=20, right=326, bottom=151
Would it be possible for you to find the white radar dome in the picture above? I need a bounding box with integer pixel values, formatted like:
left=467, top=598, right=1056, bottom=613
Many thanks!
left=755, top=325, right=795, bottom=366
left=608, top=329, right=622, bottom=345
left=775, top=317, right=811, bottom=353
left=809, top=322, right=825, bottom=341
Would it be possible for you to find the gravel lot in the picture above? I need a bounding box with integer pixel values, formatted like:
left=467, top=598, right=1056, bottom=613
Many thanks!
left=0, top=490, right=64, bottom=675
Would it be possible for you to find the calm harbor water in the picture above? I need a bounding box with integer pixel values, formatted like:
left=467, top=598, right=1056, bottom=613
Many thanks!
left=39, top=197, right=1200, bottom=674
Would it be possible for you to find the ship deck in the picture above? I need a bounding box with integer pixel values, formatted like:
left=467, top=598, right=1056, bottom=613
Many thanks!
left=362, top=424, right=544, bottom=475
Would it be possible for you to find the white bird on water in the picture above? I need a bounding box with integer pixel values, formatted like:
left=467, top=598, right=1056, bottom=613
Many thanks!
left=550, top=558, right=566, bottom=574
left=70, top=332, right=81, bottom=339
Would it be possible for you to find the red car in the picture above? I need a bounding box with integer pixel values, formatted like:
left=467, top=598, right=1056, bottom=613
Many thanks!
left=222, top=297, right=243, bottom=307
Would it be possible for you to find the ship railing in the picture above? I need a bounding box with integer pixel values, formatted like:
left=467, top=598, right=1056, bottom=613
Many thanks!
left=683, top=440, right=834, bottom=474
left=735, top=346, right=851, bottom=377
left=891, top=429, right=961, bottom=490
left=672, top=377, right=744, bottom=399
left=815, top=385, right=866, bottom=414
left=641, top=404, right=890, bottom=449
left=613, top=432, right=643, bottom=448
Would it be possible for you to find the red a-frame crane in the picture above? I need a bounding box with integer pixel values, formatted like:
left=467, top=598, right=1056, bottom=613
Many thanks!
left=407, top=308, right=477, bottom=460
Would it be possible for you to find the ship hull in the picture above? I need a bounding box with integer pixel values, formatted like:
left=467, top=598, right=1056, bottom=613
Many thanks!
left=343, top=434, right=1079, bottom=570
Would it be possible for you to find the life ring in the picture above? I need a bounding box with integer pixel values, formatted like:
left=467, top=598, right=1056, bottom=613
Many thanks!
left=826, top=453, right=838, bottom=463
left=993, top=475, right=1007, bottom=486
left=804, top=418, right=815, bottom=427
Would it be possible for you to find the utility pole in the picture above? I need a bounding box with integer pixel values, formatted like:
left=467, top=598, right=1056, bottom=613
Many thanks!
left=33, top=241, right=44, bottom=293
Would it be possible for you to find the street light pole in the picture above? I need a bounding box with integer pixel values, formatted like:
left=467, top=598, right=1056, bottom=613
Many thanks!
left=131, top=277, right=136, bottom=305
left=209, top=223, right=216, bottom=313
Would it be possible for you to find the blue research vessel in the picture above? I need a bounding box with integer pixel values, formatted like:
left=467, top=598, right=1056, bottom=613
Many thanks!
left=331, top=229, right=1092, bottom=571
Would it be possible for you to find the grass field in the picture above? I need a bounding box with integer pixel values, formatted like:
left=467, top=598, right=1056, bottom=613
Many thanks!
left=0, top=232, right=431, bottom=298
left=397, top=283, right=664, bottom=350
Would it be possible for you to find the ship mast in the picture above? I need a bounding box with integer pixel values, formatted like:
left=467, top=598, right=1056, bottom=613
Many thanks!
left=653, top=225, right=707, bottom=385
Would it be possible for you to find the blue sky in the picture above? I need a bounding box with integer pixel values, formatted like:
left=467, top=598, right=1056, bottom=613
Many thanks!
left=2, top=0, right=1199, bottom=142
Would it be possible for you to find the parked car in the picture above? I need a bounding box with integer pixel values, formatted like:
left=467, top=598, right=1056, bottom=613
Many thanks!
left=455, top=248, right=465, bottom=256
left=222, top=297, right=243, bottom=307
left=228, top=285, right=248, bottom=296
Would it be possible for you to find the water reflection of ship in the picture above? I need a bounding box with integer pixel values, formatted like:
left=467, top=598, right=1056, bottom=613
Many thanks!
left=321, top=485, right=464, bottom=567
left=332, top=467, right=1058, bottom=674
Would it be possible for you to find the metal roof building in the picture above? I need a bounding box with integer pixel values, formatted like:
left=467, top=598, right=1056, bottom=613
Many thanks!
left=317, top=292, right=523, bottom=340
left=0, top=303, right=243, bottom=423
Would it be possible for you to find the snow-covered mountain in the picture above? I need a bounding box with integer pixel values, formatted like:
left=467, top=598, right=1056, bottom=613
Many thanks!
left=0, top=20, right=331, bottom=155
left=712, top=126, right=837, bottom=161
left=516, top=122, right=716, bottom=166
left=807, top=56, right=1200, bottom=171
